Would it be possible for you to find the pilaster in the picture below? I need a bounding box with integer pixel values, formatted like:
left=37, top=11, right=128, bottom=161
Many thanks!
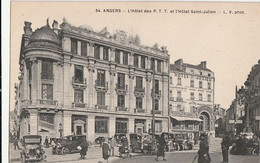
left=87, top=115, right=95, bottom=141
left=63, top=113, right=72, bottom=136
left=109, top=117, right=116, bottom=137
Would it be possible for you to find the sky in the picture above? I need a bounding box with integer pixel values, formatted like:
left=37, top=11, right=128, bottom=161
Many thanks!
left=10, top=2, right=260, bottom=111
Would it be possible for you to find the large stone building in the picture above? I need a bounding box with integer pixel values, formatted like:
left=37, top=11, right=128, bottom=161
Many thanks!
left=169, top=59, right=215, bottom=139
left=15, top=19, right=170, bottom=141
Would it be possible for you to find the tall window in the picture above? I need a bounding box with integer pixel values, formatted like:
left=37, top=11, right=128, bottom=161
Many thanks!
left=207, top=94, right=211, bottom=102
left=97, top=92, right=105, bottom=105
left=81, top=41, right=88, bottom=57
left=118, top=95, right=125, bottom=107
left=123, top=52, right=128, bottom=65
left=95, top=117, right=108, bottom=133
left=28, top=65, right=32, bottom=81
left=208, top=82, right=211, bottom=89
left=190, top=92, right=194, bottom=100
left=42, top=84, right=53, bottom=100
left=155, top=120, right=162, bottom=133
left=116, top=118, right=128, bottom=133
left=190, top=80, right=194, bottom=87
left=29, top=84, right=32, bottom=101
left=199, top=81, right=203, bottom=88
left=117, top=73, right=125, bottom=89
left=74, top=65, right=84, bottom=83
left=141, top=56, right=146, bottom=69
left=103, top=47, right=109, bottom=61
left=97, top=70, right=105, bottom=86
left=151, top=58, right=155, bottom=70
left=157, top=60, right=161, bottom=72
left=136, top=97, right=142, bottom=109
left=74, top=89, right=83, bottom=103
left=134, top=55, right=139, bottom=68
left=177, top=78, right=182, bottom=85
left=155, top=80, right=159, bottom=94
left=154, top=99, right=159, bottom=110
left=199, top=93, right=203, bottom=101
left=136, top=76, right=143, bottom=89
left=42, top=59, right=53, bottom=80
left=177, top=90, right=182, bottom=98
left=115, top=50, right=120, bottom=64
left=71, top=39, right=77, bottom=54
left=94, top=44, right=100, bottom=59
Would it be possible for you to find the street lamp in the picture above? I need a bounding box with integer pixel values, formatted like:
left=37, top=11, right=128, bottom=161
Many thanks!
left=59, top=123, right=63, bottom=139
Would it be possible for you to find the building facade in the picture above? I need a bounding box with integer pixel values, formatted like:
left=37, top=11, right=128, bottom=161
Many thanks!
left=169, top=59, right=215, bottom=139
left=214, top=104, right=226, bottom=137
left=16, top=19, right=170, bottom=141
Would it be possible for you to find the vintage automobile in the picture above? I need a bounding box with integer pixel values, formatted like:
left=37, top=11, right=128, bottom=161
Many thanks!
left=129, top=133, right=143, bottom=153
left=20, top=135, right=46, bottom=163
left=52, top=135, right=86, bottom=155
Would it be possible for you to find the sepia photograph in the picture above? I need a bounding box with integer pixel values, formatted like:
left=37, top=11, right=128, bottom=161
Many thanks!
left=5, top=1, right=260, bottom=163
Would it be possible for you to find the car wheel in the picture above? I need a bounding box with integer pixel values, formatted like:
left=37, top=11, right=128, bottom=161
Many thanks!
left=61, top=147, right=69, bottom=155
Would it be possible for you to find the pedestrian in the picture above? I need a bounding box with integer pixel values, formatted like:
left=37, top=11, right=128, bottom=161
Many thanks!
left=45, top=136, right=49, bottom=148
left=155, top=134, right=167, bottom=161
left=109, top=136, right=117, bottom=157
left=80, top=140, right=88, bottom=159
left=102, top=139, right=110, bottom=163
left=221, top=134, right=232, bottom=163
left=13, top=136, right=20, bottom=150
left=197, top=133, right=211, bottom=163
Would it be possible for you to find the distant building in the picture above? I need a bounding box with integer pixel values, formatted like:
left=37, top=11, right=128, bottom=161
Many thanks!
left=214, top=104, right=226, bottom=137
left=15, top=19, right=170, bottom=141
left=169, top=59, right=215, bottom=139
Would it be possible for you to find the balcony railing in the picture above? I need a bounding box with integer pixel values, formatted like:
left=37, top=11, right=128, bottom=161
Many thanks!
left=72, top=77, right=87, bottom=88
left=95, top=80, right=108, bottom=92
left=95, top=104, right=108, bottom=110
left=172, top=126, right=185, bottom=130
left=169, top=97, right=174, bottom=101
left=37, top=99, right=58, bottom=106
left=72, top=102, right=87, bottom=108
left=151, top=110, right=162, bottom=115
left=134, top=86, right=145, bottom=97
left=41, top=73, right=54, bottom=80
left=134, top=108, right=146, bottom=113
left=116, top=107, right=128, bottom=112
left=176, top=97, right=183, bottom=102
left=39, top=120, right=55, bottom=129
left=115, top=84, right=128, bottom=95
left=151, top=89, right=161, bottom=99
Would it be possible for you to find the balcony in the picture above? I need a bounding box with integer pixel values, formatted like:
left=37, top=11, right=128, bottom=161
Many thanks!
left=95, top=104, right=108, bottom=110
left=116, top=107, right=128, bottom=112
left=176, top=97, right=183, bottom=102
left=151, top=110, right=162, bottom=115
left=72, top=102, right=87, bottom=108
left=134, top=86, right=145, bottom=97
left=37, top=99, right=58, bottom=106
left=169, top=97, right=174, bottom=101
left=72, top=77, right=87, bottom=88
left=172, top=126, right=185, bottom=130
left=21, top=100, right=32, bottom=107
left=95, top=80, right=108, bottom=92
left=134, top=108, right=146, bottom=113
left=41, top=73, right=54, bottom=81
left=115, top=84, right=128, bottom=95
left=151, top=89, right=161, bottom=99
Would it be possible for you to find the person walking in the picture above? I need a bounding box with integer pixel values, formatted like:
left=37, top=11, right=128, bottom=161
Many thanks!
left=102, top=139, right=110, bottom=163
left=109, top=136, right=117, bottom=157
left=155, top=134, right=167, bottom=161
left=80, top=140, right=88, bottom=159
left=13, top=137, right=20, bottom=150
left=221, top=134, right=232, bottom=163
left=45, top=136, right=49, bottom=148
left=197, top=133, right=211, bottom=163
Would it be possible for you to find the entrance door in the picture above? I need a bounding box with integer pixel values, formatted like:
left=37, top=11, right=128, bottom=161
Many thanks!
left=76, top=126, right=82, bottom=135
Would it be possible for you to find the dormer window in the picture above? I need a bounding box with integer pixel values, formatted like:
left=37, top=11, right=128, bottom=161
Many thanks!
left=71, top=39, right=77, bottom=54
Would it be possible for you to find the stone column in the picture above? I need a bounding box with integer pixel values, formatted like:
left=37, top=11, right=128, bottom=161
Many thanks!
left=63, top=59, right=72, bottom=108
left=84, top=66, right=88, bottom=105
left=129, top=72, right=135, bottom=113
left=31, top=58, right=39, bottom=105
left=29, top=110, right=38, bottom=135
left=138, top=55, right=141, bottom=68
left=129, top=52, right=134, bottom=66
left=146, top=74, right=152, bottom=113
left=110, top=68, right=116, bottom=111
left=120, top=51, right=124, bottom=64
left=63, top=113, right=72, bottom=136
left=89, top=42, right=94, bottom=57
left=22, top=61, right=28, bottom=101
left=146, top=57, right=151, bottom=70
left=100, top=46, right=103, bottom=60
left=110, top=47, right=115, bottom=62
left=87, top=115, right=95, bottom=141
left=109, top=117, right=116, bottom=137
left=129, top=118, right=135, bottom=133
left=88, top=67, right=95, bottom=109
left=77, top=41, right=81, bottom=56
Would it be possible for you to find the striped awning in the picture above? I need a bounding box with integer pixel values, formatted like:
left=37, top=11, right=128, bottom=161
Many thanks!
left=170, top=116, right=203, bottom=122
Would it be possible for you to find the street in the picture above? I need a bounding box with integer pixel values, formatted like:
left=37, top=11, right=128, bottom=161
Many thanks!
left=10, top=137, right=260, bottom=163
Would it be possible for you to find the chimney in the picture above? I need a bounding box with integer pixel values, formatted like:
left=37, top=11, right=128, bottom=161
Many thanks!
left=52, top=20, right=59, bottom=34
left=24, top=21, right=32, bottom=35
left=174, top=59, right=183, bottom=69
left=200, top=61, right=207, bottom=69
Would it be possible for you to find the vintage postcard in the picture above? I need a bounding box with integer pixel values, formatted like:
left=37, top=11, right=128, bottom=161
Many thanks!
left=7, top=1, right=260, bottom=163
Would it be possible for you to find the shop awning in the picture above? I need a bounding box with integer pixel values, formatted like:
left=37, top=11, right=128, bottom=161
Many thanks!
left=170, top=116, right=203, bottom=122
